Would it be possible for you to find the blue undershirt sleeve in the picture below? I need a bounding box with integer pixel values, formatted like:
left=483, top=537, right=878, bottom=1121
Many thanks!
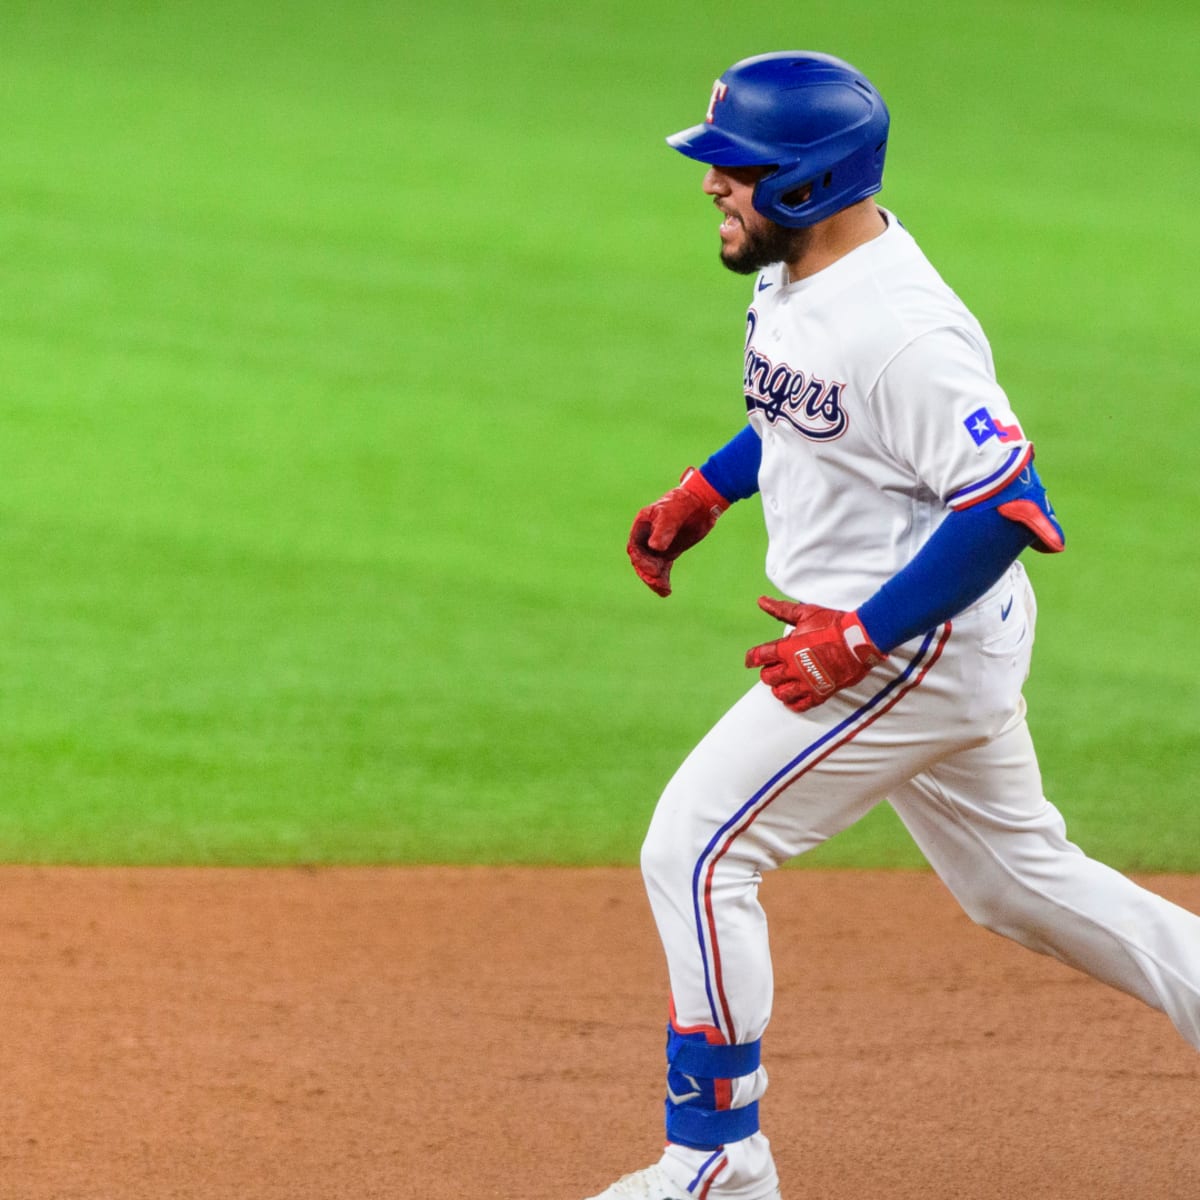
left=857, top=505, right=1033, bottom=653
left=858, top=462, right=1063, bottom=653
left=700, top=425, right=762, bottom=502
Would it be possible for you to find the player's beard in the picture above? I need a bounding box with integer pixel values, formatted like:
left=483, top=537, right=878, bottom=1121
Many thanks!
left=721, top=217, right=811, bottom=276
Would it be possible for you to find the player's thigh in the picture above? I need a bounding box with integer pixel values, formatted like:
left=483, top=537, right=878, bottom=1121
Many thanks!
left=645, top=651, right=954, bottom=881
left=888, top=719, right=1079, bottom=928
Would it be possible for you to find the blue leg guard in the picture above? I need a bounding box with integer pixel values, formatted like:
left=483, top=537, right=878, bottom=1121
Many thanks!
left=664, top=1022, right=762, bottom=1151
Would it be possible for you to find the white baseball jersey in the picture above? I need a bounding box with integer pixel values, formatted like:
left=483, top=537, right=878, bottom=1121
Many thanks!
left=744, top=210, right=1033, bottom=611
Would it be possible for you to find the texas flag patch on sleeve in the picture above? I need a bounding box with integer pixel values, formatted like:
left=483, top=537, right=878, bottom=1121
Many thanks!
left=964, top=406, right=1023, bottom=446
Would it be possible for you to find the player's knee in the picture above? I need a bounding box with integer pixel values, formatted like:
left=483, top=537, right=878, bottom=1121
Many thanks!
left=640, top=786, right=710, bottom=897
left=956, top=883, right=1041, bottom=942
left=958, top=891, right=1007, bottom=934
left=640, top=816, right=683, bottom=894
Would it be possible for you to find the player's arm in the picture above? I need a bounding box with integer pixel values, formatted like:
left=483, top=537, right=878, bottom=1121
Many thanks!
left=627, top=425, right=761, bottom=597
left=746, top=464, right=1064, bottom=711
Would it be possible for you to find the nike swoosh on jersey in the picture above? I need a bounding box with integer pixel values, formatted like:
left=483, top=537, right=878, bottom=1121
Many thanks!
left=757, top=276, right=773, bottom=292
left=1000, top=596, right=1014, bottom=621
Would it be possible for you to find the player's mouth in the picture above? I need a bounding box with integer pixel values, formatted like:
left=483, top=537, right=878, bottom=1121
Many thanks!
left=717, top=205, right=743, bottom=239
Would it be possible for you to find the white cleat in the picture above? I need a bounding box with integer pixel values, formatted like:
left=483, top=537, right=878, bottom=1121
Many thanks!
left=584, top=1153, right=783, bottom=1200
left=583, top=1163, right=692, bottom=1200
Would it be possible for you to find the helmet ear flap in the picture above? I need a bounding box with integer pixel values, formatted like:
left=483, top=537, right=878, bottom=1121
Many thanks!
left=753, top=139, right=887, bottom=228
left=752, top=165, right=819, bottom=227
left=779, top=180, right=816, bottom=211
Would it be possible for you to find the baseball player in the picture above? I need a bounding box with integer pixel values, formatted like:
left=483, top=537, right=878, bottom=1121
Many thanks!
left=584, top=51, right=1200, bottom=1200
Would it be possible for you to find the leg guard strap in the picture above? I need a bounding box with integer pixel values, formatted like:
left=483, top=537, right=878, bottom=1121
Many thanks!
left=666, top=1028, right=762, bottom=1078
left=665, top=1098, right=760, bottom=1150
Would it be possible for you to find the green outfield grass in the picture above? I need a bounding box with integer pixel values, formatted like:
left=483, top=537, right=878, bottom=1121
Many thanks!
left=2, top=1, right=1197, bottom=867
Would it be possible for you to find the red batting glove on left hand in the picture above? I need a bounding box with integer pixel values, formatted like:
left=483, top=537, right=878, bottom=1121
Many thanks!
left=745, top=596, right=887, bottom=712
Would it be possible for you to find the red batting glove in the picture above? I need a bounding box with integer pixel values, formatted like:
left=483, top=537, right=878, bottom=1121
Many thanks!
left=745, top=596, right=887, bottom=712
left=627, top=468, right=730, bottom=597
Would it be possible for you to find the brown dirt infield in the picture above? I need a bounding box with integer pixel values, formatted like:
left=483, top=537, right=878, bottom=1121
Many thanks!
left=0, top=866, right=1197, bottom=1199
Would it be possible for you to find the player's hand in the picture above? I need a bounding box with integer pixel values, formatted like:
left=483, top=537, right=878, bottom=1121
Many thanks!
left=745, top=596, right=886, bottom=712
left=627, top=468, right=730, bottom=597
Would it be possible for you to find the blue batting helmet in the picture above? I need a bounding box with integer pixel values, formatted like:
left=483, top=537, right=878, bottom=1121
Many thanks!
left=667, top=51, right=889, bottom=228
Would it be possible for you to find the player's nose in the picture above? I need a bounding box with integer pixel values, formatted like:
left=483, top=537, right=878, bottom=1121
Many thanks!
left=702, top=167, right=730, bottom=196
